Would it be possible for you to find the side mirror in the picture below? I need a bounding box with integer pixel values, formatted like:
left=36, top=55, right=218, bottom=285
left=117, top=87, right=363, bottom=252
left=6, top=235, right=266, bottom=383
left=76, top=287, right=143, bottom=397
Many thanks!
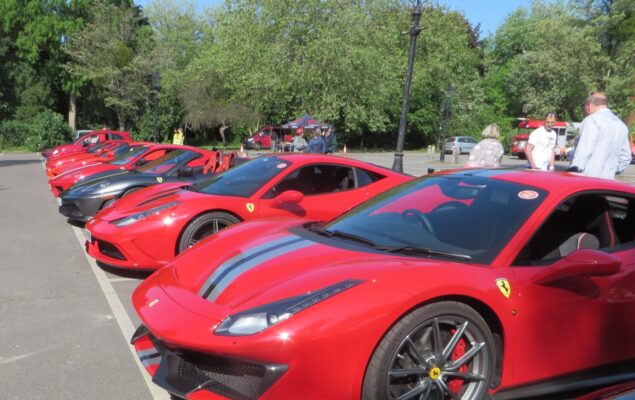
left=273, top=190, right=304, bottom=207
left=177, top=166, right=194, bottom=177
left=134, top=159, right=147, bottom=167
left=106, top=151, right=115, bottom=157
left=533, top=249, right=621, bottom=286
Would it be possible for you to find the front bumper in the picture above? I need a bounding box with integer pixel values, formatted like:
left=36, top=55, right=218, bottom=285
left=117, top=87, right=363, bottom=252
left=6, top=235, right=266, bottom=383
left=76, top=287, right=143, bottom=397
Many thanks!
left=85, top=215, right=180, bottom=270
left=132, top=326, right=287, bottom=400
left=58, top=193, right=114, bottom=222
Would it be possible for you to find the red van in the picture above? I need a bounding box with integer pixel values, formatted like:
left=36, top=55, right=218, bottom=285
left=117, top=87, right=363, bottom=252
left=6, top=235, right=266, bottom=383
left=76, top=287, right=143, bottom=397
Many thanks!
left=244, top=126, right=292, bottom=150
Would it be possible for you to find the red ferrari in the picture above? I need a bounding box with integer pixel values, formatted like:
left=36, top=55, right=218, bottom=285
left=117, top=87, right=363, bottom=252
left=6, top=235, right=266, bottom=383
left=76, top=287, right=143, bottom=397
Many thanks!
left=45, top=141, right=130, bottom=178
left=131, top=168, right=635, bottom=400
left=85, top=154, right=412, bottom=271
left=48, top=143, right=189, bottom=197
left=42, top=128, right=133, bottom=160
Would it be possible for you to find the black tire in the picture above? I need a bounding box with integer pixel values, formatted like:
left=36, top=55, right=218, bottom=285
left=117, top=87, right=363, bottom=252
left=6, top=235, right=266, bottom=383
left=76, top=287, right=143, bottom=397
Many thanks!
left=362, top=301, right=495, bottom=400
left=178, top=212, right=240, bottom=253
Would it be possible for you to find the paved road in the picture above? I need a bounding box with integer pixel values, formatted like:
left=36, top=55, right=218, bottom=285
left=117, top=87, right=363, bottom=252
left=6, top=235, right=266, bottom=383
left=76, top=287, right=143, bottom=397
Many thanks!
left=1, top=150, right=634, bottom=400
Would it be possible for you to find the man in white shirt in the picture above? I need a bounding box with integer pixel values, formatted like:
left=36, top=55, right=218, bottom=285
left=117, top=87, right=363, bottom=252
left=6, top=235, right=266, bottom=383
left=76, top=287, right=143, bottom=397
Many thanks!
left=525, top=113, right=557, bottom=171
left=569, top=92, right=631, bottom=179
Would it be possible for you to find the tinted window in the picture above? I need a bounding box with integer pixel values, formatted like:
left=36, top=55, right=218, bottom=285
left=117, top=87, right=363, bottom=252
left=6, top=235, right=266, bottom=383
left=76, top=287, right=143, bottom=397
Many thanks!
left=136, top=150, right=199, bottom=175
left=193, top=156, right=290, bottom=198
left=267, top=164, right=356, bottom=197
left=322, top=174, right=546, bottom=264
left=109, top=133, right=124, bottom=140
left=356, top=168, right=385, bottom=188
left=514, top=193, right=635, bottom=265
left=110, top=145, right=147, bottom=165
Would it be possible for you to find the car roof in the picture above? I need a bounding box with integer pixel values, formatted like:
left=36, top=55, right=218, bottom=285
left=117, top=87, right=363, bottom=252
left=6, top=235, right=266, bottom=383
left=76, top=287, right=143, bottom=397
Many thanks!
left=445, top=168, right=635, bottom=194
left=273, top=153, right=411, bottom=176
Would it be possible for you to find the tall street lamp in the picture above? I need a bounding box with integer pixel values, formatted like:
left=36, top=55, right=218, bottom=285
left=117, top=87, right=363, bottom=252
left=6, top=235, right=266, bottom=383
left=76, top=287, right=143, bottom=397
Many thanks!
left=439, top=84, right=455, bottom=162
left=392, top=1, right=424, bottom=173
left=151, top=72, right=162, bottom=142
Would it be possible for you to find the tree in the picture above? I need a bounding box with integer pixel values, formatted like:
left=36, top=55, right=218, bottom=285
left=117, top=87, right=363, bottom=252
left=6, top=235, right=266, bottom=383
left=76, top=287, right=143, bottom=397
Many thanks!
left=63, top=0, right=155, bottom=130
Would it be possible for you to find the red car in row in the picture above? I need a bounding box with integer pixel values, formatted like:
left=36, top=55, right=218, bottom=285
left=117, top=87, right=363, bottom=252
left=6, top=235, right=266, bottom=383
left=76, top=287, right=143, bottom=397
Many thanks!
left=85, top=154, right=412, bottom=270
left=131, top=168, right=635, bottom=399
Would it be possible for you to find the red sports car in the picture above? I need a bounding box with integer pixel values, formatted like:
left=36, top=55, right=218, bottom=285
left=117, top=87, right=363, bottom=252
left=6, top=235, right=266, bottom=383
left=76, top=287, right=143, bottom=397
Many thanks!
left=45, top=141, right=130, bottom=178
left=131, top=168, right=635, bottom=400
left=86, top=154, right=412, bottom=271
left=48, top=143, right=189, bottom=197
left=42, top=128, right=133, bottom=160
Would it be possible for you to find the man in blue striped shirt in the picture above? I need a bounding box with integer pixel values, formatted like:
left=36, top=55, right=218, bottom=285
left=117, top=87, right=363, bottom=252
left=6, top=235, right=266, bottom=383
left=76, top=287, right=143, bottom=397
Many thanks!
left=570, top=92, right=631, bottom=180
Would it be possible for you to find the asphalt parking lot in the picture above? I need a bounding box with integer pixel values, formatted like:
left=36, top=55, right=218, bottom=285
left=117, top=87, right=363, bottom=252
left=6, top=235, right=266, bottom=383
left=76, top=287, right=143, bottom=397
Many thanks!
left=1, top=150, right=635, bottom=400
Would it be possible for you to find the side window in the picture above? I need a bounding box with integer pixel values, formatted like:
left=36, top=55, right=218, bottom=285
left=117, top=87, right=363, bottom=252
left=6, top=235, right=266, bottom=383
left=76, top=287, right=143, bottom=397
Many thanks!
left=185, top=153, right=205, bottom=167
left=145, top=149, right=167, bottom=161
left=109, top=133, right=124, bottom=140
left=356, top=168, right=385, bottom=188
left=513, top=194, right=634, bottom=266
left=468, top=138, right=478, bottom=144
left=269, top=164, right=355, bottom=196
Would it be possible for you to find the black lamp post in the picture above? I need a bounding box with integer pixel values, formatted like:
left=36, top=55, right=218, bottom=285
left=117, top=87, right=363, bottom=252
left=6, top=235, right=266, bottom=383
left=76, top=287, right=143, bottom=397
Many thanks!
left=151, top=72, right=162, bottom=142
left=392, top=1, right=424, bottom=173
left=439, top=84, right=455, bottom=162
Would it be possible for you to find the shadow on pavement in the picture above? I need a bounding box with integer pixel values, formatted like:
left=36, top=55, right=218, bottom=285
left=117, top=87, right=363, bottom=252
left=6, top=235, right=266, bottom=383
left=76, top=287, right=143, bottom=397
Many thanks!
left=97, top=261, right=153, bottom=280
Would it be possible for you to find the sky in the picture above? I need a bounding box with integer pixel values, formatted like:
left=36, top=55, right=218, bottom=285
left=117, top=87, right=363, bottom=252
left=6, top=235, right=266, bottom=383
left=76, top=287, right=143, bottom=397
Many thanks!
left=135, top=0, right=533, bottom=37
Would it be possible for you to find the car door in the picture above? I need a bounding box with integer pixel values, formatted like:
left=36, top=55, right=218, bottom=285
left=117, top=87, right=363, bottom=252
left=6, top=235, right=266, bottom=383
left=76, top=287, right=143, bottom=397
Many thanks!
left=256, top=163, right=363, bottom=221
left=508, top=191, right=635, bottom=386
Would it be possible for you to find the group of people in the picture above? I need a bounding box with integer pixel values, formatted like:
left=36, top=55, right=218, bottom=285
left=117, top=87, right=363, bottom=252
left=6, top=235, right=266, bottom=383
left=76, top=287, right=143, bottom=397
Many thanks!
left=292, top=126, right=337, bottom=154
left=466, top=92, right=632, bottom=180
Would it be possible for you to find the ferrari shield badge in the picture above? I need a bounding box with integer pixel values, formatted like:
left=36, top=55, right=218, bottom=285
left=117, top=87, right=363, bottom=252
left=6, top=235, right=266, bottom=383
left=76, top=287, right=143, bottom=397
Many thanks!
left=156, top=176, right=163, bottom=183
left=246, top=203, right=255, bottom=213
left=496, top=278, right=511, bottom=299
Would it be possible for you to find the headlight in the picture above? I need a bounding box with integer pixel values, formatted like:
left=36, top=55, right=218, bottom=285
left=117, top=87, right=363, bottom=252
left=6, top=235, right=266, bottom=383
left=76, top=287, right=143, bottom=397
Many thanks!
left=110, top=201, right=180, bottom=227
left=215, top=279, right=364, bottom=336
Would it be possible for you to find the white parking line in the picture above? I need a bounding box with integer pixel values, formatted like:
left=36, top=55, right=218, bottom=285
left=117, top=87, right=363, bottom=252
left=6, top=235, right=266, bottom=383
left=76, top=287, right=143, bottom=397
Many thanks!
left=108, top=277, right=136, bottom=283
left=71, top=226, right=169, bottom=400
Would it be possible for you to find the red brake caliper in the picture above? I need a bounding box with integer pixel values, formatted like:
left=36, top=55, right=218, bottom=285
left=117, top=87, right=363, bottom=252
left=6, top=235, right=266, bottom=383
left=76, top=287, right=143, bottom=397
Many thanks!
left=448, top=328, right=467, bottom=394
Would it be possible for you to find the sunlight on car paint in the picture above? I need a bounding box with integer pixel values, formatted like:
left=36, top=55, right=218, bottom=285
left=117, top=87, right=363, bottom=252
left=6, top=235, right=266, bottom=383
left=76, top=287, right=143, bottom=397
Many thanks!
left=278, top=332, right=291, bottom=342
left=163, top=215, right=175, bottom=225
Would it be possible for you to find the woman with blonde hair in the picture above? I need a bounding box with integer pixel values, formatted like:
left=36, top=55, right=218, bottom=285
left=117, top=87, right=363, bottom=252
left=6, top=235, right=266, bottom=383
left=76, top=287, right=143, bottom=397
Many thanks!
left=465, top=123, right=504, bottom=168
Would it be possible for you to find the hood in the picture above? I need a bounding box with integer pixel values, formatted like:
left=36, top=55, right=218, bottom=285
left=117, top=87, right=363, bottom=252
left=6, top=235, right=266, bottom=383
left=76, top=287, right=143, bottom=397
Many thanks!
left=96, top=182, right=193, bottom=222
left=52, top=163, right=121, bottom=183
left=63, top=169, right=135, bottom=196
left=166, top=220, right=434, bottom=313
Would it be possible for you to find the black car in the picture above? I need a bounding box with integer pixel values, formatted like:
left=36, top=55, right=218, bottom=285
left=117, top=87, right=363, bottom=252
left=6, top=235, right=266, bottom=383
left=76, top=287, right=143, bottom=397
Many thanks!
left=58, top=148, right=213, bottom=223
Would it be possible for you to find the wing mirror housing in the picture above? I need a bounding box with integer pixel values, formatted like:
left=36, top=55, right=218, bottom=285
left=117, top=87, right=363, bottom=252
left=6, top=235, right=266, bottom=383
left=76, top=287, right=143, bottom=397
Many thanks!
left=273, top=190, right=304, bottom=207
left=134, top=159, right=147, bottom=167
left=533, top=249, right=621, bottom=286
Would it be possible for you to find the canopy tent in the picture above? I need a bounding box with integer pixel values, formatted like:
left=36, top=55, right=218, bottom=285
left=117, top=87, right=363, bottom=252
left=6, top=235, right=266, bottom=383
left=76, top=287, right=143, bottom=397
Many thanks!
left=280, top=114, right=331, bottom=130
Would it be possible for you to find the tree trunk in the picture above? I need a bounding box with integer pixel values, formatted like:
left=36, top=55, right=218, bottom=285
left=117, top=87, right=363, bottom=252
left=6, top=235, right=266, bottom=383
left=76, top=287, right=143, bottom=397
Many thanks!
left=117, top=112, right=126, bottom=131
left=219, top=124, right=228, bottom=149
left=68, top=94, right=77, bottom=132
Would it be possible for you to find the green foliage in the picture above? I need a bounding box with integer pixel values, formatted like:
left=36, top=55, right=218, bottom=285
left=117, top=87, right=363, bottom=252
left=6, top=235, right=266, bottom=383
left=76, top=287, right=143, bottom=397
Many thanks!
left=0, top=111, right=70, bottom=151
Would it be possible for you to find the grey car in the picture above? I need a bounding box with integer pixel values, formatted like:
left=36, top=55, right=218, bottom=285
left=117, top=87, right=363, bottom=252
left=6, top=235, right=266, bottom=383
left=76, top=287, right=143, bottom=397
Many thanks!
left=444, top=136, right=478, bottom=154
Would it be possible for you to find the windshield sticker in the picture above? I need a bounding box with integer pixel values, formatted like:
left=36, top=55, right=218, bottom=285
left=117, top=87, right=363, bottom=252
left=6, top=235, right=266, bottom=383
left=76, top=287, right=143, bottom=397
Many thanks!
left=518, top=190, right=538, bottom=200
left=496, top=278, right=511, bottom=299
left=246, top=203, right=255, bottom=213
left=156, top=176, right=163, bottom=183
left=276, top=163, right=288, bottom=169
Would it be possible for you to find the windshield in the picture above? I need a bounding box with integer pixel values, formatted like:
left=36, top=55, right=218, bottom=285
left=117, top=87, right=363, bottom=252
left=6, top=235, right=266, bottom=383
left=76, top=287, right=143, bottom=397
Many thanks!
left=110, top=145, right=147, bottom=165
left=192, top=156, right=290, bottom=197
left=321, top=173, right=546, bottom=264
left=136, top=149, right=198, bottom=175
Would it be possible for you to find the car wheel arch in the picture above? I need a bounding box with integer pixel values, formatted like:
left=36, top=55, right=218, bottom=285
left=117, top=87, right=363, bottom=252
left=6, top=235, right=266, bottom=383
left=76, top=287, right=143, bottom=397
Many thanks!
left=361, top=294, right=505, bottom=396
left=175, top=209, right=243, bottom=255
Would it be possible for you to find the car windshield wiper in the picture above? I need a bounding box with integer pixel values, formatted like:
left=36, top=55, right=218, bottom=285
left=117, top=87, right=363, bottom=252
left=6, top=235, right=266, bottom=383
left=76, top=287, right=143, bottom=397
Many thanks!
left=376, top=245, right=472, bottom=261
left=309, top=226, right=378, bottom=248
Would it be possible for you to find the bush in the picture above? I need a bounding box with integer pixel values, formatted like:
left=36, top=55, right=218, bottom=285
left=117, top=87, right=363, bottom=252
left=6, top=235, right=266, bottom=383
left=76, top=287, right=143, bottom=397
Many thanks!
left=27, top=110, right=72, bottom=151
left=0, top=120, right=36, bottom=149
left=0, top=112, right=72, bottom=151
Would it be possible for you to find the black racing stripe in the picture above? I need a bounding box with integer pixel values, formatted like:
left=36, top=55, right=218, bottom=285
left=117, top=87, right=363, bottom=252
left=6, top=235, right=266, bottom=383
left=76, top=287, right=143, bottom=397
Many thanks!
left=201, top=237, right=304, bottom=299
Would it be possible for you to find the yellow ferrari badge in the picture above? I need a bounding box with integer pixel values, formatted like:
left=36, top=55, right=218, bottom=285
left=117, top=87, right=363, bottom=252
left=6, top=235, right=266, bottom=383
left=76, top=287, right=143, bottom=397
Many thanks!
left=156, top=177, right=163, bottom=183
left=496, top=278, right=511, bottom=299
left=246, top=203, right=255, bottom=213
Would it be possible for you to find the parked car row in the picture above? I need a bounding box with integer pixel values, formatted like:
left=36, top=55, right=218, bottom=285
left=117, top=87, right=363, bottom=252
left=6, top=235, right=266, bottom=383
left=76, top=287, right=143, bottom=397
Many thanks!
left=41, top=133, right=635, bottom=400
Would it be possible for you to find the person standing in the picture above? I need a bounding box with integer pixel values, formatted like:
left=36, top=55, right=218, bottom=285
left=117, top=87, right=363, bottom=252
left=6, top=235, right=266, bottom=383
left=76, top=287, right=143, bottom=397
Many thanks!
left=525, top=113, right=557, bottom=171
left=465, top=123, right=504, bottom=168
left=569, top=92, right=631, bottom=179
left=307, top=129, right=325, bottom=153
left=292, top=128, right=307, bottom=152
left=323, top=127, right=337, bottom=154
